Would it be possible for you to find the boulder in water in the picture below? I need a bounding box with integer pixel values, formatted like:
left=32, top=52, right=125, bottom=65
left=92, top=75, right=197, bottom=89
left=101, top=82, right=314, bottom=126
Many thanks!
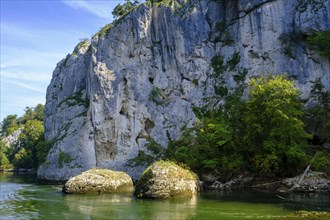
left=63, top=168, right=133, bottom=194
left=134, top=160, right=200, bottom=199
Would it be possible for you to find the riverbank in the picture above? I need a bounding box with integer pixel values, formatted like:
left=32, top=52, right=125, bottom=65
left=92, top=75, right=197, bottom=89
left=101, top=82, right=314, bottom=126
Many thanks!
left=2, top=168, right=329, bottom=193
left=202, top=171, right=330, bottom=193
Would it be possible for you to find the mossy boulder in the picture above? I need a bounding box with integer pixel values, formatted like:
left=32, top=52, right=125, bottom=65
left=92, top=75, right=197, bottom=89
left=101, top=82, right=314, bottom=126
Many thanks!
left=134, top=160, right=200, bottom=199
left=63, top=168, right=133, bottom=194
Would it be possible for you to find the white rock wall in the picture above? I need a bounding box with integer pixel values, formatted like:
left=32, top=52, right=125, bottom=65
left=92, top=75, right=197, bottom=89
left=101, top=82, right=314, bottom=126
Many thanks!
left=38, top=0, right=330, bottom=181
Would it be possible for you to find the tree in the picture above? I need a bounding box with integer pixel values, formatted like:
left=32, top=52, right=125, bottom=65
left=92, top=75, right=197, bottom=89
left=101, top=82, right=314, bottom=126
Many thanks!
left=35, top=139, right=51, bottom=166
left=13, top=148, right=33, bottom=169
left=0, top=114, right=19, bottom=136
left=112, top=3, right=125, bottom=18
left=165, top=108, right=245, bottom=180
left=32, top=104, right=44, bottom=121
left=20, top=104, right=45, bottom=124
left=0, top=104, right=45, bottom=169
left=19, top=120, right=44, bottom=148
left=243, top=75, right=310, bottom=176
left=112, top=0, right=139, bottom=19
left=304, top=78, right=330, bottom=145
left=0, top=140, right=10, bottom=168
left=18, top=119, right=44, bottom=168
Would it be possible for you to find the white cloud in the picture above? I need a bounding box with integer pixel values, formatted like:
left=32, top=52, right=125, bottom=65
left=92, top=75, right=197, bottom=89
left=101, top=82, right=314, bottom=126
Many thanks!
left=1, top=22, right=83, bottom=52
left=7, top=80, right=45, bottom=94
left=1, top=71, right=51, bottom=82
left=0, top=23, right=80, bottom=73
left=1, top=49, right=64, bottom=70
left=0, top=24, right=51, bottom=119
left=1, top=95, right=46, bottom=120
left=63, top=0, right=123, bottom=19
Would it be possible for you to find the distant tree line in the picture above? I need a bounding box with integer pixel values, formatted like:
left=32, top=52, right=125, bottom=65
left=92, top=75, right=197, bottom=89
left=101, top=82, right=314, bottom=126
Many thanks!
left=0, top=104, right=50, bottom=170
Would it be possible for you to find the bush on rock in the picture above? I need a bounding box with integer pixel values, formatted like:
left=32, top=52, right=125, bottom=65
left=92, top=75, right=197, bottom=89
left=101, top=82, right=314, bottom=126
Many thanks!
left=134, top=160, right=200, bottom=199
left=63, top=168, right=133, bottom=194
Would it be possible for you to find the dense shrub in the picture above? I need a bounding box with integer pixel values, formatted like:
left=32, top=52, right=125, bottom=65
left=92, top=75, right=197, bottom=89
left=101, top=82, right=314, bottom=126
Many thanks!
left=243, top=76, right=310, bottom=176
left=12, top=148, right=33, bottom=169
left=165, top=75, right=311, bottom=179
left=311, top=151, right=330, bottom=175
left=112, top=0, right=139, bottom=19
left=0, top=140, right=10, bottom=169
left=304, top=78, right=330, bottom=145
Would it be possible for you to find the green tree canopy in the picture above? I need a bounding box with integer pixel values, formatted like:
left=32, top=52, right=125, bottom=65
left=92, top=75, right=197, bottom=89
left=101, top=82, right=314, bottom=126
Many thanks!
left=19, top=119, right=44, bottom=148
left=164, top=75, right=312, bottom=179
left=112, top=0, right=139, bottom=18
left=1, top=104, right=44, bottom=137
left=0, top=104, right=45, bottom=169
left=0, top=114, right=19, bottom=136
left=0, top=140, right=10, bottom=168
left=243, top=75, right=310, bottom=176
left=13, top=148, right=33, bottom=169
left=20, top=104, right=44, bottom=124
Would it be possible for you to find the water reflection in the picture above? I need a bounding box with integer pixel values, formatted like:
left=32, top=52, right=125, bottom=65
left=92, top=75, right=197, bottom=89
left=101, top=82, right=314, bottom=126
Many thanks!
left=1, top=173, right=329, bottom=220
left=64, top=193, right=133, bottom=219
left=285, top=192, right=330, bottom=211
left=201, top=189, right=330, bottom=212
left=134, top=196, right=197, bottom=220
left=63, top=193, right=197, bottom=220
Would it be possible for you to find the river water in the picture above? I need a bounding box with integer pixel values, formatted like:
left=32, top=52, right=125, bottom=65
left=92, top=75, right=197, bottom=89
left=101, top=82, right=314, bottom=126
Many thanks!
left=0, top=172, right=329, bottom=220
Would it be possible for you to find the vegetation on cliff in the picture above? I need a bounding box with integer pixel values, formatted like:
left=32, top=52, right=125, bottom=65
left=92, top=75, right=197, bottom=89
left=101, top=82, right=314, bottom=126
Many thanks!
left=129, top=75, right=330, bottom=180
left=166, top=76, right=311, bottom=179
left=307, top=30, right=330, bottom=58
left=279, top=29, right=330, bottom=59
left=112, top=0, right=140, bottom=19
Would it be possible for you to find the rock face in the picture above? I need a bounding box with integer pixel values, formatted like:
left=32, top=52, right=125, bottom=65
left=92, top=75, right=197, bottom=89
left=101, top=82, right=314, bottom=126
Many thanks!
left=134, top=161, right=199, bottom=199
left=38, top=0, right=330, bottom=181
left=2, top=129, right=22, bottom=148
left=208, top=175, right=255, bottom=190
left=281, top=171, right=330, bottom=192
left=63, top=168, right=133, bottom=194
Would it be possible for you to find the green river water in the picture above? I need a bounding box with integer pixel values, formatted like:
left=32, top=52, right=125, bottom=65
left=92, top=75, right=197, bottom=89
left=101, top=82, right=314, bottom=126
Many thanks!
left=0, top=172, right=329, bottom=220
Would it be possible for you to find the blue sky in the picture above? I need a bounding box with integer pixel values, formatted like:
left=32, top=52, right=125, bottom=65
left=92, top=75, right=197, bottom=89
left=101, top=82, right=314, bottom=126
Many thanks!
left=0, top=0, right=126, bottom=121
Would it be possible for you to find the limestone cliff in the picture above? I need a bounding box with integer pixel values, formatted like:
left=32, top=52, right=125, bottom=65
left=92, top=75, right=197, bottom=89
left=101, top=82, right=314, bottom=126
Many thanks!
left=38, top=0, right=330, bottom=181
